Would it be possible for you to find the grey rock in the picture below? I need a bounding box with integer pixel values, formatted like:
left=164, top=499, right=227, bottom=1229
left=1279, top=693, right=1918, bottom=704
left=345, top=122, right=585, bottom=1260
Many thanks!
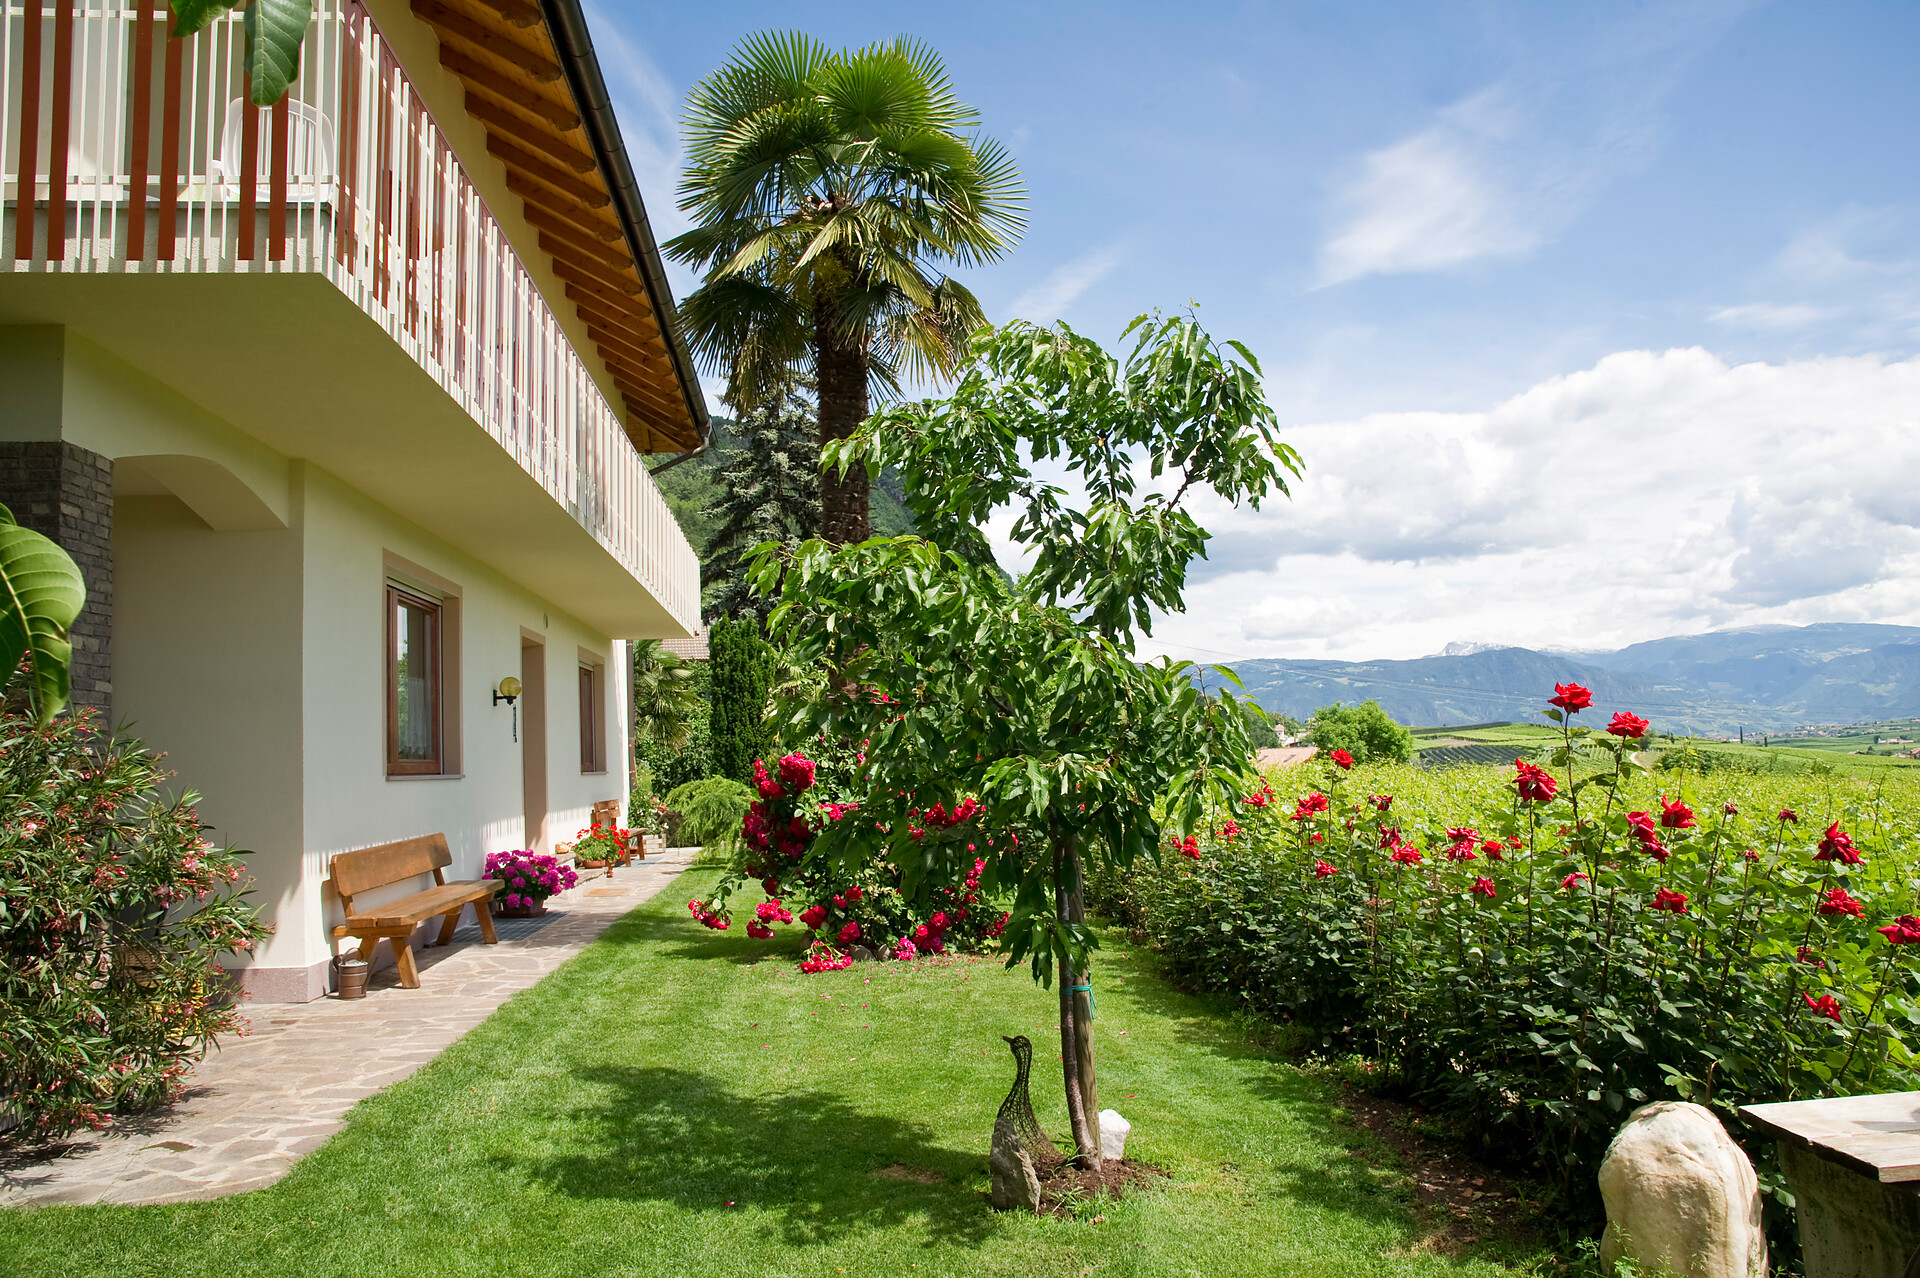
left=989, top=1129, right=1041, bottom=1213
left=1598, top=1101, right=1767, bottom=1278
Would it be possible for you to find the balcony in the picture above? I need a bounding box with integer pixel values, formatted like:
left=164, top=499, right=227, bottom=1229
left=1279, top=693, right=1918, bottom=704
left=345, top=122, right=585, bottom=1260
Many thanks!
left=0, top=0, right=700, bottom=637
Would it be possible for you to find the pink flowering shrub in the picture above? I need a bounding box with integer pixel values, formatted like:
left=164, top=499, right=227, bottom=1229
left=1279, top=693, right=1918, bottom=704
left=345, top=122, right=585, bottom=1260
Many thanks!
left=484, top=850, right=578, bottom=909
left=0, top=697, right=270, bottom=1144
left=691, top=748, right=1009, bottom=970
left=1099, top=684, right=1920, bottom=1213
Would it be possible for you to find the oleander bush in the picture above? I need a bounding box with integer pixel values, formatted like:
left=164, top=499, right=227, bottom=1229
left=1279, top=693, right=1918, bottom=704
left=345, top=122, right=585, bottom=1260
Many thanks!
left=1097, top=684, right=1920, bottom=1212
left=0, top=699, right=269, bottom=1145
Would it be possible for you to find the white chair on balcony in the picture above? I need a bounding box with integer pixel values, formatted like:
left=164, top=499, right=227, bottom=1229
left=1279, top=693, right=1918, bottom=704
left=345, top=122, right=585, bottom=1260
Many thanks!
left=212, top=97, right=338, bottom=203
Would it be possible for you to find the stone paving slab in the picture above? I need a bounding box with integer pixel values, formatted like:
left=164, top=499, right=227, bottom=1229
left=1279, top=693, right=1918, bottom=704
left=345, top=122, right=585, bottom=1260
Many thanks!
left=0, top=847, right=700, bottom=1209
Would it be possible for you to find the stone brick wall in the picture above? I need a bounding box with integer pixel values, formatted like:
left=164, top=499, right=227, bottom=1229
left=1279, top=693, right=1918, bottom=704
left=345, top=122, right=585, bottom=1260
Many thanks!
left=0, top=442, right=113, bottom=719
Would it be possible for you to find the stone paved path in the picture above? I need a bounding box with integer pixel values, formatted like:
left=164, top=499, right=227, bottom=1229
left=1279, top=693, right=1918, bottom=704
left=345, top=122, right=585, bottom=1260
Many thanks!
left=0, top=848, right=699, bottom=1209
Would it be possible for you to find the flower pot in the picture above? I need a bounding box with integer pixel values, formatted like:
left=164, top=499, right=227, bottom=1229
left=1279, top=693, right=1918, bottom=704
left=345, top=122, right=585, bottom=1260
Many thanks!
left=576, top=859, right=610, bottom=870
left=493, top=900, right=549, bottom=919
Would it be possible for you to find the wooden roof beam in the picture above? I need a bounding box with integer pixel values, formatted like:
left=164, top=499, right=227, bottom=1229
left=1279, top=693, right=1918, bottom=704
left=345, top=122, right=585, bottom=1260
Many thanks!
left=521, top=200, right=622, bottom=246
left=589, top=325, right=666, bottom=369
left=568, top=293, right=665, bottom=347
left=412, top=0, right=561, bottom=81
left=549, top=253, right=642, bottom=298
left=439, top=47, right=578, bottom=130
left=488, top=135, right=609, bottom=207
left=465, top=95, right=594, bottom=172
left=543, top=235, right=643, bottom=284
left=469, top=0, right=540, bottom=28
left=531, top=216, right=632, bottom=270
left=555, top=262, right=647, bottom=309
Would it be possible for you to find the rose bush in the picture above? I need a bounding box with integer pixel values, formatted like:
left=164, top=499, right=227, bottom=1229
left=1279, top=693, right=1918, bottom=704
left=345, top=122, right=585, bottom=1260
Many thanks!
left=690, top=750, right=1010, bottom=963
left=1097, top=684, right=1920, bottom=1213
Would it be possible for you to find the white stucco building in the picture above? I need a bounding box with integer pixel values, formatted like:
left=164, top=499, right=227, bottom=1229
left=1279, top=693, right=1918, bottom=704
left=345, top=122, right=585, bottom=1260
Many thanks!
left=0, top=0, right=706, bottom=999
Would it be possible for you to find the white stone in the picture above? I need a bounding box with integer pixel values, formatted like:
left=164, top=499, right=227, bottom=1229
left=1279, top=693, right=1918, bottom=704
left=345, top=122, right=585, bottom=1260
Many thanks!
left=1098, top=1109, right=1131, bottom=1162
left=1598, top=1100, right=1768, bottom=1278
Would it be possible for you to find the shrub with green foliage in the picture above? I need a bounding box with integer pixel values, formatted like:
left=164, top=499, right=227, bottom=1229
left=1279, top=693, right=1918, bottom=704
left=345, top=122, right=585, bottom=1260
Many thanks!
left=1307, top=698, right=1414, bottom=764
left=0, top=701, right=269, bottom=1144
left=708, top=618, right=776, bottom=784
left=664, top=777, right=753, bottom=851
left=1100, top=685, right=1920, bottom=1218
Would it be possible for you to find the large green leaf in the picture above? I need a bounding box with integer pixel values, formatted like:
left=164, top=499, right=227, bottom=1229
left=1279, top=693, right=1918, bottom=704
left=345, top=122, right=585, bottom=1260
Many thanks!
left=242, top=0, right=312, bottom=106
left=0, top=503, right=86, bottom=725
left=167, top=0, right=229, bottom=37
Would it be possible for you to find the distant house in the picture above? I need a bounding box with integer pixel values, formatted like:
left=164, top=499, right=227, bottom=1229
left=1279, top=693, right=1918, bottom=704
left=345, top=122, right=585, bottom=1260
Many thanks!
left=1256, top=746, right=1320, bottom=770
left=661, top=627, right=710, bottom=661
left=1, top=0, right=707, bottom=1000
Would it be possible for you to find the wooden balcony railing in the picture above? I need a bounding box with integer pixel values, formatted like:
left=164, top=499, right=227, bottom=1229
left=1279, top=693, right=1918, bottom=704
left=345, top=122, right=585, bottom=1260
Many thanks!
left=0, top=0, right=700, bottom=633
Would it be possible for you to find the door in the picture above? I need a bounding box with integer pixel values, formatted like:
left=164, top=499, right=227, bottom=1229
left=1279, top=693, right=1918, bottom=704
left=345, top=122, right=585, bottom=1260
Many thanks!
left=520, top=637, right=547, bottom=852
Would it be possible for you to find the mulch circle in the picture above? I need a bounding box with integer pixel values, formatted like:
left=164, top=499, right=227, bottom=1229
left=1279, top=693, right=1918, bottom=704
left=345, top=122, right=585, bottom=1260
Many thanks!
left=1035, top=1156, right=1169, bottom=1218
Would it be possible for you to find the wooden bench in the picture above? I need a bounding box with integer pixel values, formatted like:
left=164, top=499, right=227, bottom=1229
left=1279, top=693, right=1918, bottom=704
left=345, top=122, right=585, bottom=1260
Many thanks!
left=329, top=833, right=501, bottom=989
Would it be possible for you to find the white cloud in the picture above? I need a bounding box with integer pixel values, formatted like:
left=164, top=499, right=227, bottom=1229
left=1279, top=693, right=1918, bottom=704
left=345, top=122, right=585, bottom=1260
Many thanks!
left=1708, top=303, right=1833, bottom=328
left=1314, top=3, right=1752, bottom=286
left=1009, top=240, right=1128, bottom=322
left=1147, top=347, right=1920, bottom=662
left=1316, top=90, right=1540, bottom=285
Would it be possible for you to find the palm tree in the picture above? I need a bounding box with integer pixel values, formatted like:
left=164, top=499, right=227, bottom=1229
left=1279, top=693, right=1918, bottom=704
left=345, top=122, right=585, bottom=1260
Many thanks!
left=630, top=640, right=703, bottom=753
left=667, top=32, right=1026, bottom=544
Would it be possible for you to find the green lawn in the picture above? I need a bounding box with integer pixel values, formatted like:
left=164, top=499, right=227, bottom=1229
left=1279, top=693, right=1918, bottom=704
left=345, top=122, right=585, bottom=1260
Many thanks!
left=0, top=871, right=1547, bottom=1278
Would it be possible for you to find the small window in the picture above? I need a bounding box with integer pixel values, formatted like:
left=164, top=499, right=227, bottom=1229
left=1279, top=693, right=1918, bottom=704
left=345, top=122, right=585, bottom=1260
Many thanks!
left=387, top=584, right=442, bottom=775
left=579, top=662, right=605, bottom=773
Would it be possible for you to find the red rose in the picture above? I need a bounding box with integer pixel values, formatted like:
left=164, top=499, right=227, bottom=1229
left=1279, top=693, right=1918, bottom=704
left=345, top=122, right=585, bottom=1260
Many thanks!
left=1658, top=796, right=1696, bottom=830
left=1513, top=760, right=1558, bottom=803
left=1548, top=683, right=1593, bottom=713
left=837, top=921, right=861, bottom=943
left=1802, top=992, right=1843, bottom=1024
left=1878, top=915, right=1920, bottom=945
left=1606, top=711, right=1649, bottom=739
left=1313, top=860, right=1339, bottom=878
left=799, top=905, right=827, bottom=929
left=1816, top=823, right=1862, bottom=865
left=1651, top=887, right=1689, bottom=915
left=1778, top=809, right=1798, bottom=823
left=1626, top=811, right=1659, bottom=844
left=1817, top=887, right=1865, bottom=918
left=1470, top=876, right=1497, bottom=899
left=1330, top=748, right=1355, bottom=770
left=1389, top=846, right=1424, bottom=865
left=1560, top=871, right=1589, bottom=890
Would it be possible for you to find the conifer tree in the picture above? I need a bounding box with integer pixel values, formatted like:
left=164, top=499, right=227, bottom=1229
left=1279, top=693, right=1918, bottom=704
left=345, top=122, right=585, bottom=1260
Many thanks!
left=703, top=384, right=819, bottom=621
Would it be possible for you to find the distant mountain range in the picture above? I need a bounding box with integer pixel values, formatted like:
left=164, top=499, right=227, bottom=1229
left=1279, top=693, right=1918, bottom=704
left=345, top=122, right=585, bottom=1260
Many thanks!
left=1221, top=623, right=1920, bottom=735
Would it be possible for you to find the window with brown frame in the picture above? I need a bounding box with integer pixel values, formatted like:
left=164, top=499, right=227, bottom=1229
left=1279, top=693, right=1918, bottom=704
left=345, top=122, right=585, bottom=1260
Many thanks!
left=387, top=584, right=443, bottom=775
left=579, top=662, right=605, bottom=773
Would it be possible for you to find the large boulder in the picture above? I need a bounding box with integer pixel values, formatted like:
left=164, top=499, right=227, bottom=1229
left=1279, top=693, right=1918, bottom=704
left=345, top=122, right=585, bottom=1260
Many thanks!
left=1598, top=1101, right=1767, bottom=1278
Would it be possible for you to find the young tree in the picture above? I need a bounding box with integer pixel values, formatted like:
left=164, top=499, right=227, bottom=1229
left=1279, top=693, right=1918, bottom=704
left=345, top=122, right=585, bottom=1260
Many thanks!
left=668, top=32, right=1026, bottom=544
left=703, top=384, right=819, bottom=621
left=756, top=314, right=1300, bottom=1166
left=708, top=618, right=777, bottom=784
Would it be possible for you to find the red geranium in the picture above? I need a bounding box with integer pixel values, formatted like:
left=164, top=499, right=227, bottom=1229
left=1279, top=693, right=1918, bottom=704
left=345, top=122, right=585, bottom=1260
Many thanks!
left=1513, top=760, right=1558, bottom=803
left=1606, top=711, right=1650, bottom=739
left=1549, top=682, right=1593, bottom=713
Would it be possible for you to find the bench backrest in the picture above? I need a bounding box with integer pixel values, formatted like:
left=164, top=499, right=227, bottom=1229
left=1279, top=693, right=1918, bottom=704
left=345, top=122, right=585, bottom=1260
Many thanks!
left=330, top=833, right=453, bottom=909
left=591, top=799, right=620, bottom=830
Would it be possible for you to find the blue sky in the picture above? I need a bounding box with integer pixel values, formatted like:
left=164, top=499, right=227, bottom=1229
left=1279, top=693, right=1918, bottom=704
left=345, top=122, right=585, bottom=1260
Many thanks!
left=589, top=1, right=1920, bottom=662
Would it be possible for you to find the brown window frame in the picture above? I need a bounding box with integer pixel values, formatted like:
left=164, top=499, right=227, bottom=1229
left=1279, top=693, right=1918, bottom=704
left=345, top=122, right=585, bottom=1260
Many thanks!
left=578, top=661, right=606, bottom=774
left=386, top=583, right=444, bottom=776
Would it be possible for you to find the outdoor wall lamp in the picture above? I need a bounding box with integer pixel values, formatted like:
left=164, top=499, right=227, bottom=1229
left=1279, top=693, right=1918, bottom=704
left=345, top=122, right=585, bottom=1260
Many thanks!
left=494, top=676, right=523, bottom=742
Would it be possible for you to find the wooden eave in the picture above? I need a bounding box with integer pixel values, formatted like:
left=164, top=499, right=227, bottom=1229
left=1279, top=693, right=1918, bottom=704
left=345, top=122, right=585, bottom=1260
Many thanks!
left=408, top=0, right=700, bottom=453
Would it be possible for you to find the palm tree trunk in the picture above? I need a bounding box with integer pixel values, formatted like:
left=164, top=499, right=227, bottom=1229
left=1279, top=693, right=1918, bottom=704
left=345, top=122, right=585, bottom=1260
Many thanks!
left=814, top=296, right=870, bottom=545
